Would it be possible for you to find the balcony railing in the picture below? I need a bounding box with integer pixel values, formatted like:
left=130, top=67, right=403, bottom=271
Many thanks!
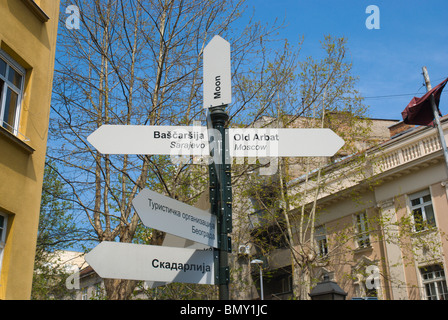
left=379, top=133, right=441, bottom=171
left=291, top=124, right=446, bottom=206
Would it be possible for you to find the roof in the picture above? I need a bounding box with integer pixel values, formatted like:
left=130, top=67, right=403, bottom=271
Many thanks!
left=309, top=275, right=347, bottom=297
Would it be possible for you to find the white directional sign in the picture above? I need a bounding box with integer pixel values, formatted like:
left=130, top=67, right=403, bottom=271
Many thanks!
left=132, top=188, right=218, bottom=248
left=85, top=241, right=214, bottom=284
left=230, top=128, right=345, bottom=158
left=88, top=125, right=344, bottom=158
left=144, top=191, right=212, bottom=289
left=87, top=125, right=209, bottom=155
left=203, top=35, right=232, bottom=108
left=145, top=233, right=212, bottom=289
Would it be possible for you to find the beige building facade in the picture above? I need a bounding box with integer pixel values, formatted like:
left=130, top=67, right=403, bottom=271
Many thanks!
left=242, top=118, right=448, bottom=300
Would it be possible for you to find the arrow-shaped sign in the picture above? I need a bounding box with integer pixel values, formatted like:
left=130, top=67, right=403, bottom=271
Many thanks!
left=87, top=125, right=209, bottom=155
left=132, top=188, right=218, bottom=248
left=203, top=35, right=231, bottom=108
left=230, top=128, right=345, bottom=157
left=145, top=233, right=212, bottom=289
left=144, top=191, right=213, bottom=289
left=85, top=241, right=214, bottom=284
left=88, top=126, right=344, bottom=158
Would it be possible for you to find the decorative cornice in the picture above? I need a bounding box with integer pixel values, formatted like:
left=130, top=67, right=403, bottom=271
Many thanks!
left=377, top=199, right=395, bottom=210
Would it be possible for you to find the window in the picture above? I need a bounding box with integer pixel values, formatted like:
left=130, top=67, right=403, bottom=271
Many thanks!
left=315, top=225, right=328, bottom=257
left=94, top=283, right=103, bottom=299
left=0, top=50, right=25, bottom=136
left=0, top=212, right=8, bottom=276
left=270, top=268, right=293, bottom=299
left=355, top=212, right=370, bottom=248
left=420, top=265, right=448, bottom=300
left=410, top=190, right=436, bottom=232
left=280, top=274, right=292, bottom=294
left=81, top=287, right=88, bottom=300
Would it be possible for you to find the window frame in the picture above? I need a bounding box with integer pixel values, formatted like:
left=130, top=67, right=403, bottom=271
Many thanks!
left=0, top=49, right=25, bottom=137
left=280, top=274, right=292, bottom=294
left=409, top=189, right=436, bottom=232
left=420, top=265, right=448, bottom=300
left=354, top=212, right=371, bottom=249
left=81, top=287, right=88, bottom=300
left=315, top=225, right=328, bottom=257
left=0, top=211, right=8, bottom=276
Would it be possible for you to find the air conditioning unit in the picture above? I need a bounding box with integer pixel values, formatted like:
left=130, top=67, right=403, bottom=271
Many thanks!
left=238, top=245, right=250, bottom=255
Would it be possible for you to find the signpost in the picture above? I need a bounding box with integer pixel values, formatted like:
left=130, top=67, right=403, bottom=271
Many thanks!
left=145, top=234, right=212, bottom=289
left=87, top=125, right=209, bottom=156
left=229, top=128, right=345, bottom=158
left=132, top=188, right=218, bottom=248
left=203, top=35, right=233, bottom=300
left=87, top=125, right=343, bottom=158
left=85, top=35, right=346, bottom=300
left=203, top=35, right=232, bottom=108
left=85, top=241, right=214, bottom=285
left=145, top=191, right=213, bottom=289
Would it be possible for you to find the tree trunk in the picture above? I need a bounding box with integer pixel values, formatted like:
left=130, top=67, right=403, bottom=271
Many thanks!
left=104, top=279, right=138, bottom=300
left=298, top=265, right=311, bottom=300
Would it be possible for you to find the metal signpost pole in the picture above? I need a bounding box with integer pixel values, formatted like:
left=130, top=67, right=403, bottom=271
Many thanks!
left=209, top=105, right=231, bottom=300
left=422, top=66, right=448, bottom=174
left=203, top=35, right=232, bottom=300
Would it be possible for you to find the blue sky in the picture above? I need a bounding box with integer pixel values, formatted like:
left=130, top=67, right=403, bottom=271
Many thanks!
left=243, top=0, right=448, bottom=120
